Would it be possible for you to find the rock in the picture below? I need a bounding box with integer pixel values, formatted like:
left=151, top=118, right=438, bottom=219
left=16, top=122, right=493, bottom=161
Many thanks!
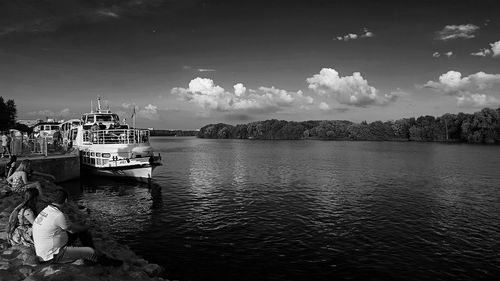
left=2, top=249, right=13, bottom=255
left=142, top=263, right=164, bottom=277
left=134, top=258, right=149, bottom=266
left=128, top=270, right=150, bottom=279
left=18, top=265, right=35, bottom=278
left=0, top=269, right=21, bottom=281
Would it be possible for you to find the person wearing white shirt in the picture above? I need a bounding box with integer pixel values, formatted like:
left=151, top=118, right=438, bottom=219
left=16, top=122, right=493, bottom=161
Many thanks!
left=33, top=189, right=122, bottom=266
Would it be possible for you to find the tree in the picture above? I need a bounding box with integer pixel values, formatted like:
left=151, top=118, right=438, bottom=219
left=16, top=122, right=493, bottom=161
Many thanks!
left=0, top=97, right=17, bottom=131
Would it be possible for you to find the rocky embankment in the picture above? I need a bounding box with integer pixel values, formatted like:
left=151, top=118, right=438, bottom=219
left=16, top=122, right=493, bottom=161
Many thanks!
left=0, top=176, right=167, bottom=281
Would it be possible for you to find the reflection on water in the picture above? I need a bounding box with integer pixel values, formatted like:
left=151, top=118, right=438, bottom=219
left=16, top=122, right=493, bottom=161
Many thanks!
left=62, top=138, right=500, bottom=281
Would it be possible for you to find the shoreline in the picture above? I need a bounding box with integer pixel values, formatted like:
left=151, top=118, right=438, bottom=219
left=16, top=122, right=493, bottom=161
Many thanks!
left=0, top=176, right=168, bottom=281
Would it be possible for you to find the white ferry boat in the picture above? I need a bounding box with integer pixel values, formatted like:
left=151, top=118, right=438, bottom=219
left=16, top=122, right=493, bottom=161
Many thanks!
left=71, top=98, right=161, bottom=181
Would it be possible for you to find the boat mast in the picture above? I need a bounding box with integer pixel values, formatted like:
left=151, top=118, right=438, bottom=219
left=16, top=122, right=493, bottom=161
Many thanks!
left=97, top=96, right=102, bottom=112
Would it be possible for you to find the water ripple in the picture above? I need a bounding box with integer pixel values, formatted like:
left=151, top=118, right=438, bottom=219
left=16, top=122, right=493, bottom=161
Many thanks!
left=61, top=138, right=500, bottom=281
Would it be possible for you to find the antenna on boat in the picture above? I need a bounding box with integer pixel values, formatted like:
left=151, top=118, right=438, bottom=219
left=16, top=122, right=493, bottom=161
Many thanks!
left=97, top=96, right=102, bottom=112
left=133, top=106, right=136, bottom=129
left=90, top=100, right=93, bottom=113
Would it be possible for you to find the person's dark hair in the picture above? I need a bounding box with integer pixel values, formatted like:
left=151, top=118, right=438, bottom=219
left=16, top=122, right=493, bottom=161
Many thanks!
left=6, top=188, right=40, bottom=238
left=7, top=155, right=17, bottom=165
left=54, top=189, right=69, bottom=204
left=16, top=159, right=31, bottom=173
left=22, top=188, right=40, bottom=216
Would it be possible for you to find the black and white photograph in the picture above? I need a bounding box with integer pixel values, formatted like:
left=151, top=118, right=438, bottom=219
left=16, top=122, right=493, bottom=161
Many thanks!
left=1, top=0, right=500, bottom=280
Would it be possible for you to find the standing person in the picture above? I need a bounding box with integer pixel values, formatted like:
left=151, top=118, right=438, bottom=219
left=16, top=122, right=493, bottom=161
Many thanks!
left=32, top=189, right=122, bottom=266
left=4, top=154, right=17, bottom=178
left=52, top=129, right=62, bottom=151
left=6, top=159, right=47, bottom=195
left=6, top=188, right=40, bottom=246
left=1, top=131, right=11, bottom=158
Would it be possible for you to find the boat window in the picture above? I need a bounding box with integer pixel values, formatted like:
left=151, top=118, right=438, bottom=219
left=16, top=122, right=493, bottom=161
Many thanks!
left=51, top=125, right=59, bottom=130
left=86, top=114, right=95, bottom=123
left=113, top=114, right=119, bottom=121
left=96, top=115, right=112, bottom=122
left=96, top=152, right=101, bottom=157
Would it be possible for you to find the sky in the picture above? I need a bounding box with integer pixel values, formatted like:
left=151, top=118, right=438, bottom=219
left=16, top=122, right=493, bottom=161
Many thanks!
left=1, top=0, right=500, bottom=130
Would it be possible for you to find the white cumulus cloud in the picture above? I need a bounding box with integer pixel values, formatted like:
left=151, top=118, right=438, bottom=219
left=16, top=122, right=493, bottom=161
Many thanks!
left=491, top=40, right=500, bottom=57
left=138, top=104, right=159, bottom=120
left=471, top=49, right=492, bottom=57
left=457, top=94, right=499, bottom=108
left=306, top=68, right=398, bottom=107
left=319, top=102, right=330, bottom=111
left=424, top=70, right=500, bottom=107
left=336, top=28, right=374, bottom=41
left=436, top=24, right=479, bottom=40
left=234, top=83, right=246, bottom=97
left=471, top=40, right=500, bottom=58
left=172, top=77, right=314, bottom=115
left=433, top=51, right=453, bottom=58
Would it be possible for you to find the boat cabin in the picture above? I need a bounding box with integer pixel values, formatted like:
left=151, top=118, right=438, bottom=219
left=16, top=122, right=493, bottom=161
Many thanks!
left=33, top=121, right=61, bottom=143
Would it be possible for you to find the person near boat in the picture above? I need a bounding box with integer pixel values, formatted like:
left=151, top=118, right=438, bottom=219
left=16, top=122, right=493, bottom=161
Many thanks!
left=6, top=159, right=52, bottom=195
left=6, top=188, right=40, bottom=247
left=32, top=189, right=122, bottom=266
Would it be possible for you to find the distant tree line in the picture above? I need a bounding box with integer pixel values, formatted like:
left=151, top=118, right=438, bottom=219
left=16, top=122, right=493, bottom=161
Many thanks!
left=197, top=108, right=500, bottom=144
left=150, top=129, right=198, bottom=137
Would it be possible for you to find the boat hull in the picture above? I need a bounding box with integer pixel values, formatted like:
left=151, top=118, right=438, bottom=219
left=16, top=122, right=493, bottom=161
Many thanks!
left=81, top=164, right=156, bottom=182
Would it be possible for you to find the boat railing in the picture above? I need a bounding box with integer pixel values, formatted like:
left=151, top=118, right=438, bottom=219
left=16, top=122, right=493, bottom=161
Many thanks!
left=82, top=128, right=150, bottom=145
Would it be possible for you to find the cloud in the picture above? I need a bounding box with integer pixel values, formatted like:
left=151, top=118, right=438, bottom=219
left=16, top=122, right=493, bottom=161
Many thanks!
left=319, top=102, right=330, bottom=111
left=336, top=28, right=374, bottom=41
left=491, top=40, right=500, bottom=57
left=197, top=68, right=216, bottom=72
left=234, top=83, right=246, bottom=97
left=424, top=70, right=500, bottom=107
left=96, top=10, right=120, bottom=19
left=435, top=24, right=479, bottom=40
left=471, top=49, right=492, bottom=57
left=306, top=68, right=398, bottom=107
left=471, top=40, right=500, bottom=57
left=138, top=104, right=159, bottom=120
left=27, top=108, right=71, bottom=118
left=432, top=51, right=453, bottom=58
left=457, top=94, right=499, bottom=108
left=172, top=77, right=314, bottom=115
left=121, top=102, right=134, bottom=109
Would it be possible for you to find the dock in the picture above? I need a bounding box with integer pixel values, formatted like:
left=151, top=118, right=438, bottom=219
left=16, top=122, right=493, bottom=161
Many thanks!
left=0, top=152, right=80, bottom=183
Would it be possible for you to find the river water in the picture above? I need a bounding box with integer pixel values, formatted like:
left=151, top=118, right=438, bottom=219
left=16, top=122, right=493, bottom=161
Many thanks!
left=61, top=137, right=500, bottom=281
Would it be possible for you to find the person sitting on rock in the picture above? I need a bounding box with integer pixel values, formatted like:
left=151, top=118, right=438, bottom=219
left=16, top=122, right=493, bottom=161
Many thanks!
left=6, top=159, right=45, bottom=196
left=6, top=188, right=40, bottom=247
left=32, top=189, right=122, bottom=266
